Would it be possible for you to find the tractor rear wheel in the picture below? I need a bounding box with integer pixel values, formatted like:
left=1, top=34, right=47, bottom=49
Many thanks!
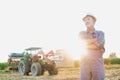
left=31, top=62, right=41, bottom=76
left=41, top=70, right=45, bottom=75
left=48, top=61, right=58, bottom=75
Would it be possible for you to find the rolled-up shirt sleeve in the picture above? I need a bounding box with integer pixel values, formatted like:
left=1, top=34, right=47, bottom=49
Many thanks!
left=96, top=31, right=105, bottom=46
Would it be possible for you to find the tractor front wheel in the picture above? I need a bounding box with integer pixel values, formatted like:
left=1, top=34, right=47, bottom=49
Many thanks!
left=18, top=60, right=29, bottom=76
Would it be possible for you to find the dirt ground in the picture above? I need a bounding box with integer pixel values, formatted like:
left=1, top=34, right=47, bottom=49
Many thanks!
left=0, top=68, right=120, bottom=80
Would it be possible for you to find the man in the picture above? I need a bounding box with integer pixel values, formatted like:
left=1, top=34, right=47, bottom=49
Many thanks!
left=79, top=15, right=105, bottom=80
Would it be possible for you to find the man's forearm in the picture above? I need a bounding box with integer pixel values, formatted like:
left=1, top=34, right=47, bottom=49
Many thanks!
left=86, top=43, right=104, bottom=50
left=86, top=44, right=101, bottom=50
left=84, top=38, right=98, bottom=45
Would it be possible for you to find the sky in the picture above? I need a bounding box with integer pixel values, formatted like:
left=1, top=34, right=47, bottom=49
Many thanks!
left=0, top=0, right=120, bottom=62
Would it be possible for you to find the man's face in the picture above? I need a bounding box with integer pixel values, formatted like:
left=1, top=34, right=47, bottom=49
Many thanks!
left=83, top=17, right=95, bottom=27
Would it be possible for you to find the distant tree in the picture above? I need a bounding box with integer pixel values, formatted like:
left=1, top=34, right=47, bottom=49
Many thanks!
left=109, top=52, right=117, bottom=58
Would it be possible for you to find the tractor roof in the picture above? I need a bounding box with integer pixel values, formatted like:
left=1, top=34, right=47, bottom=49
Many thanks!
left=25, top=47, right=42, bottom=51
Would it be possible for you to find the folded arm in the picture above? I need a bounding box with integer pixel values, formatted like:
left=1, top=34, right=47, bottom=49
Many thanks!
left=79, top=31, right=105, bottom=50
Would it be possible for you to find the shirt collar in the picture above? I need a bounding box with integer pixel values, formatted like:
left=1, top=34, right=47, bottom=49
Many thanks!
left=87, top=29, right=96, bottom=34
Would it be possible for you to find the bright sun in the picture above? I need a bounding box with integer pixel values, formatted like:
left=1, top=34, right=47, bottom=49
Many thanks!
left=64, top=39, right=87, bottom=60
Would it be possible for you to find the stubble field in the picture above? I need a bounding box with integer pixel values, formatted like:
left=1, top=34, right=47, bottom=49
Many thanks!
left=0, top=65, right=120, bottom=80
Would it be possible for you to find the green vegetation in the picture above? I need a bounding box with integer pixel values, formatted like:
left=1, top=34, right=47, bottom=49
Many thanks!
left=0, top=62, right=9, bottom=70
left=104, top=58, right=120, bottom=64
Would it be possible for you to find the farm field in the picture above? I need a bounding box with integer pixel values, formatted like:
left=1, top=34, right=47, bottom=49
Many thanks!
left=1, top=65, right=120, bottom=80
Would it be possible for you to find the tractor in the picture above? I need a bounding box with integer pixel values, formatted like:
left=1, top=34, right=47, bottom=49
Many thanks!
left=18, top=47, right=58, bottom=76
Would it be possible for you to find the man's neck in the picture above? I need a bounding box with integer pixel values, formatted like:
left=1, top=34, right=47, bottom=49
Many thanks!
left=87, top=26, right=95, bottom=33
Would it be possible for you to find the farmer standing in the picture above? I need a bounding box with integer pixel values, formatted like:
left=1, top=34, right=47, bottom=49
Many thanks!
left=79, top=15, right=105, bottom=80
